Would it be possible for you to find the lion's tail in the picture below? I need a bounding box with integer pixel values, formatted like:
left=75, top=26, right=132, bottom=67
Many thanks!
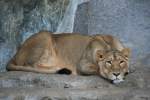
left=6, top=59, right=57, bottom=74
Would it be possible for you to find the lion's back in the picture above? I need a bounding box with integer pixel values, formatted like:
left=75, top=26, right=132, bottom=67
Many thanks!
left=53, top=33, right=92, bottom=65
left=13, top=31, right=53, bottom=65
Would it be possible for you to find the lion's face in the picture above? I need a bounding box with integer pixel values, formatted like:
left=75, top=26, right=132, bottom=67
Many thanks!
left=96, top=48, right=130, bottom=84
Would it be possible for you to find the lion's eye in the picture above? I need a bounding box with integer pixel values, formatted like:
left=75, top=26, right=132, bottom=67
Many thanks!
left=120, top=60, right=125, bottom=64
left=106, top=61, right=112, bottom=65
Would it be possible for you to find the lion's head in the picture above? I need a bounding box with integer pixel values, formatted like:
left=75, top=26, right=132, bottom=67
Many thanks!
left=95, top=48, right=130, bottom=84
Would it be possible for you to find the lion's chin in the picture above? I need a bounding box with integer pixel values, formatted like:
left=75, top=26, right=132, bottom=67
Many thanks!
left=112, top=79, right=124, bottom=84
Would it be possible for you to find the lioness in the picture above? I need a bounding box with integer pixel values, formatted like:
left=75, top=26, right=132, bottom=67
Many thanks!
left=7, top=31, right=130, bottom=84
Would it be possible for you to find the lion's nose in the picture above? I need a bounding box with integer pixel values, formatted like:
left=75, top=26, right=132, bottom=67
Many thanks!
left=113, top=72, right=120, bottom=77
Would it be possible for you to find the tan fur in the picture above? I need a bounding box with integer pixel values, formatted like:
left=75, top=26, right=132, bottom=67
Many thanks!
left=7, top=31, right=130, bottom=83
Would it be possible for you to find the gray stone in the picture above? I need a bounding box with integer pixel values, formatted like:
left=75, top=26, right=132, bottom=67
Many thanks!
left=0, top=88, right=150, bottom=100
left=0, top=0, right=150, bottom=99
left=0, top=63, right=150, bottom=100
left=0, top=0, right=70, bottom=72
left=74, top=0, right=150, bottom=61
left=56, top=0, right=90, bottom=33
left=0, top=65, right=150, bottom=89
left=74, top=2, right=88, bottom=34
left=0, top=0, right=150, bottom=71
left=0, top=0, right=90, bottom=72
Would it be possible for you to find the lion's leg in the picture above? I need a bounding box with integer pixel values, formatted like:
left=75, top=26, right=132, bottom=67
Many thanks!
left=32, top=51, right=61, bottom=73
left=31, top=32, right=60, bottom=71
left=78, top=59, right=98, bottom=75
left=34, top=64, right=62, bottom=74
left=8, top=64, right=62, bottom=74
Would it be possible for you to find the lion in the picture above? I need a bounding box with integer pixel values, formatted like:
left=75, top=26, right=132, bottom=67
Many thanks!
left=7, top=31, right=131, bottom=84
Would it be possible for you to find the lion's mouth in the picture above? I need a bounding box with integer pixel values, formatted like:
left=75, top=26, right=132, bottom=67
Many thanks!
left=100, top=73, right=125, bottom=84
left=112, top=78, right=124, bottom=84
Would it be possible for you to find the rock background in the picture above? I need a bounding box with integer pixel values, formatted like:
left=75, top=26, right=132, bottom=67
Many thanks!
left=0, top=0, right=90, bottom=72
left=0, top=0, right=150, bottom=99
left=0, top=0, right=150, bottom=71
left=0, top=0, right=70, bottom=72
left=74, top=0, right=150, bottom=60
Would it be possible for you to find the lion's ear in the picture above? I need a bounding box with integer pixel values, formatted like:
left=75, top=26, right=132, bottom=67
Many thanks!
left=96, top=50, right=106, bottom=61
left=121, top=48, right=131, bottom=59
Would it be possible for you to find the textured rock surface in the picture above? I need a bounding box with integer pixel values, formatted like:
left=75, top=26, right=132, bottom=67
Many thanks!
left=0, top=0, right=86, bottom=72
left=0, top=0, right=150, bottom=99
left=0, top=0, right=69, bottom=72
left=0, top=88, right=149, bottom=100
left=1, top=0, right=150, bottom=71
left=0, top=63, right=150, bottom=100
left=74, top=0, right=150, bottom=60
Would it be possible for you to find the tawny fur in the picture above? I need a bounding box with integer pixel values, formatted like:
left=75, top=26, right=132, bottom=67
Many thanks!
left=7, top=31, right=130, bottom=81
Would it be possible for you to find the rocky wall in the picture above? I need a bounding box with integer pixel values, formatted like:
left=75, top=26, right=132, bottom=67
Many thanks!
left=74, top=0, right=150, bottom=63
